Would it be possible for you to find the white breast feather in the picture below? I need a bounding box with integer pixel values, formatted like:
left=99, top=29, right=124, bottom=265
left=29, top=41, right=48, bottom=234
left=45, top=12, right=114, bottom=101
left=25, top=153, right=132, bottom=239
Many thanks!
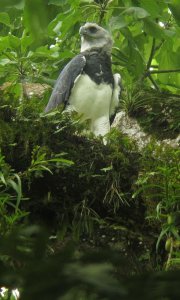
left=67, top=74, right=113, bottom=136
left=70, top=74, right=111, bottom=114
left=67, top=74, right=120, bottom=137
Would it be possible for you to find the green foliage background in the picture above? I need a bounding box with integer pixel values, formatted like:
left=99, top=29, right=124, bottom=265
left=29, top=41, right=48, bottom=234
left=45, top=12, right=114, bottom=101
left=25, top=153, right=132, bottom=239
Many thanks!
left=0, top=0, right=180, bottom=299
left=0, top=0, right=180, bottom=93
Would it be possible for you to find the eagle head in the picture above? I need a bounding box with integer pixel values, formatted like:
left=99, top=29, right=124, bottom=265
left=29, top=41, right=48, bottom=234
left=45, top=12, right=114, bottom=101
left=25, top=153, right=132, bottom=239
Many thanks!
left=79, top=23, right=113, bottom=54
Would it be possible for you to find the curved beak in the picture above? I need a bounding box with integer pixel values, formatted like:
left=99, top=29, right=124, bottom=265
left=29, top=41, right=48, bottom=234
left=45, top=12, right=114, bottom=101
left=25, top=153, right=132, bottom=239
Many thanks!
left=79, top=26, right=88, bottom=36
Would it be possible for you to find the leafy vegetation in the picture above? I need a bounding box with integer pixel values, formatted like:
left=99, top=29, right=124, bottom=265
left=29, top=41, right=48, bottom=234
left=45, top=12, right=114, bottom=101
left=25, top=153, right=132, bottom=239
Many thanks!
left=121, top=88, right=180, bottom=138
left=133, top=144, right=180, bottom=270
left=0, top=0, right=179, bottom=299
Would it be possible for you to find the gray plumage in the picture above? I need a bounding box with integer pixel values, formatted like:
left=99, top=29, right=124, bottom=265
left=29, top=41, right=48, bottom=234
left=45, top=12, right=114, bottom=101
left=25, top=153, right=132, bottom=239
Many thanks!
left=45, top=23, right=121, bottom=137
left=45, top=54, right=86, bottom=112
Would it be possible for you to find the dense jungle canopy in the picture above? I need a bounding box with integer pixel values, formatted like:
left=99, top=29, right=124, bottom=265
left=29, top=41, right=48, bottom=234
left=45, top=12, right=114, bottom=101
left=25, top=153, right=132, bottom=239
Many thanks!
left=0, top=1, right=180, bottom=299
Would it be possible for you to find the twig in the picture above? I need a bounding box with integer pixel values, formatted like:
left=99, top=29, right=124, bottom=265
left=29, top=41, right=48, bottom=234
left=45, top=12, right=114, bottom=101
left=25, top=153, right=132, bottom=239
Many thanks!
left=140, top=38, right=156, bottom=83
left=154, top=40, right=164, bottom=51
left=151, top=65, right=159, bottom=68
left=146, top=38, right=156, bottom=71
left=148, top=74, right=160, bottom=91
left=98, top=0, right=110, bottom=25
left=149, top=69, right=180, bottom=74
left=144, top=68, right=180, bottom=78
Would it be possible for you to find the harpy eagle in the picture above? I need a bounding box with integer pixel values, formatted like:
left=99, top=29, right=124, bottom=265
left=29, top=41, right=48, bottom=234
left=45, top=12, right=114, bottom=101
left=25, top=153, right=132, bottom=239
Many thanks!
left=45, top=23, right=121, bottom=137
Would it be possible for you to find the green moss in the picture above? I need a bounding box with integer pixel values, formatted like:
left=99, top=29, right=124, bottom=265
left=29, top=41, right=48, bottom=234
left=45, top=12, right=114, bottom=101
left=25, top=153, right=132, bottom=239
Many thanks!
left=121, top=88, right=180, bottom=139
left=1, top=90, right=179, bottom=273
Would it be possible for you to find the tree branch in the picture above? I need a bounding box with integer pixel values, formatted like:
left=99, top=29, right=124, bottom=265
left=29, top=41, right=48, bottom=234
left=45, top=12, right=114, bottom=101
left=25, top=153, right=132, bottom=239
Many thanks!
left=151, top=65, right=159, bottom=68
left=148, top=74, right=160, bottom=91
left=154, top=40, right=164, bottom=52
left=146, top=38, right=156, bottom=71
left=149, top=69, right=180, bottom=74
left=144, top=68, right=180, bottom=78
left=98, top=0, right=110, bottom=25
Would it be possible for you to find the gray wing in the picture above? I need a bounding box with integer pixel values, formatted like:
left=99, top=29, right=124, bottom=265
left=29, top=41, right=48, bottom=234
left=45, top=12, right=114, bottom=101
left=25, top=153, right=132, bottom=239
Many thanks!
left=110, top=73, right=122, bottom=124
left=45, top=54, right=86, bottom=113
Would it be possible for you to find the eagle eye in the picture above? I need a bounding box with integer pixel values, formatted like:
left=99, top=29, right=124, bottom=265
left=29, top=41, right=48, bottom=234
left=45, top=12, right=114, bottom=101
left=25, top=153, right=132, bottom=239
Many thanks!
left=89, top=26, right=98, bottom=33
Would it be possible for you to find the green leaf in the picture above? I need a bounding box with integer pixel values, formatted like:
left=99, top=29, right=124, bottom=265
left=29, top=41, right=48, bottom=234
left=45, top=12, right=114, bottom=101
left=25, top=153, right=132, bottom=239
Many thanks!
left=125, top=6, right=150, bottom=19
left=0, top=171, right=7, bottom=186
left=0, top=0, right=24, bottom=10
left=3, top=83, right=23, bottom=98
left=112, top=47, right=129, bottom=64
left=33, top=45, right=60, bottom=59
left=36, top=165, right=53, bottom=174
left=120, top=28, right=145, bottom=77
left=110, top=16, right=127, bottom=30
left=58, top=10, right=81, bottom=38
left=156, top=226, right=169, bottom=252
left=21, top=34, right=34, bottom=52
left=0, top=12, right=11, bottom=27
left=7, top=174, right=22, bottom=211
left=8, top=34, right=21, bottom=49
left=48, top=15, right=62, bottom=36
left=101, top=166, right=113, bottom=173
left=143, top=18, right=165, bottom=39
left=140, top=0, right=163, bottom=18
left=23, top=0, right=49, bottom=44
left=169, top=0, right=180, bottom=26
left=68, top=0, right=81, bottom=8
left=156, top=42, right=180, bottom=89
left=0, top=58, right=11, bottom=66
left=0, top=36, right=9, bottom=51
left=48, top=0, right=67, bottom=5
left=48, top=158, right=74, bottom=166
